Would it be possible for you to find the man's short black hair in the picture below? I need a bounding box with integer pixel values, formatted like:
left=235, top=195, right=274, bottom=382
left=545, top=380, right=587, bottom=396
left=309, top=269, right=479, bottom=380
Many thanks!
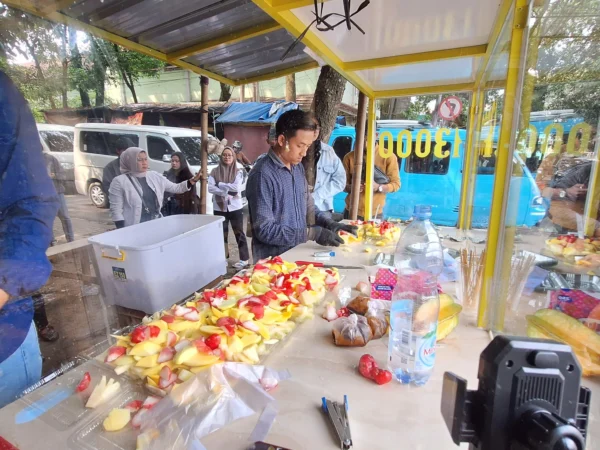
left=115, top=136, right=135, bottom=151
left=275, top=110, right=317, bottom=140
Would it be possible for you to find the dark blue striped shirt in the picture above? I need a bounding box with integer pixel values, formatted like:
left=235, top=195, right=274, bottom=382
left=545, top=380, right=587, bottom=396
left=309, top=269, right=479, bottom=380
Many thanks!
left=247, top=150, right=324, bottom=261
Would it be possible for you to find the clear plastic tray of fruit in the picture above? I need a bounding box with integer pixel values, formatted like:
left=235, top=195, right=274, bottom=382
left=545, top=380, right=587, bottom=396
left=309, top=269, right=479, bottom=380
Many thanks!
left=17, top=359, right=131, bottom=432
left=539, top=272, right=600, bottom=293
left=67, top=387, right=148, bottom=450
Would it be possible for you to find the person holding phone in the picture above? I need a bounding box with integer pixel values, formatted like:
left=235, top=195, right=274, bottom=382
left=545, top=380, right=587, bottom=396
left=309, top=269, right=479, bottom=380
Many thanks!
left=109, top=147, right=201, bottom=228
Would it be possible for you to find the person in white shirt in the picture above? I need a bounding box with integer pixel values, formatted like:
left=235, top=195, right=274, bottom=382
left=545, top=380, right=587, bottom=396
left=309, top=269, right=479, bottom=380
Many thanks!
left=208, top=147, right=249, bottom=269
left=302, top=118, right=346, bottom=213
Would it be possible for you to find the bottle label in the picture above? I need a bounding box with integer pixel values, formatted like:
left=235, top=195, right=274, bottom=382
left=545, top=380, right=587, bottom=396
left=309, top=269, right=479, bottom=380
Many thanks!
left=416, top=327, right=437, bottom=369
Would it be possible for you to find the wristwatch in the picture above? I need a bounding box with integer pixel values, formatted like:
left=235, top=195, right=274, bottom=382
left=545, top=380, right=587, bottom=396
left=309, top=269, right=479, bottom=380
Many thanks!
left=378, top=185, right=384, bottom=193
left=559, top=189, right=566, bottom=199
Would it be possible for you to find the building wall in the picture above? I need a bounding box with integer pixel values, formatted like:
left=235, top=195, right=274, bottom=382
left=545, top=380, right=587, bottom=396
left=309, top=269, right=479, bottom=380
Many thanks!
left=224, top=125, right=270, bottom=163
left=104, top=68, right=359, bottom=108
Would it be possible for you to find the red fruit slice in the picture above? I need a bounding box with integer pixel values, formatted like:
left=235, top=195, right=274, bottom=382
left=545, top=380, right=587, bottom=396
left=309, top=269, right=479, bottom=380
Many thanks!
left=275, top=276, right=284, bottom=288
left=325, top=274, right=337, bottom=285
left=205, top=334, right=221, bottom=350
left=157, top=347, right=175, bottom=363
left=272, top=256, right=283, bottom=264
left=337, top=307, right=350, bottom=318
left=125, top=400, right=143, bottom=413
left=372, top=368, right=392, bottom=385
left=131, top=326, right=149, bottom=344
left=257, top=258, right=269, bottom=265
left=302, top=277, right=313, bottom=291
left=75, top=372, right=91, bottom=392
left=105, top=346, right=127, bottom=363
left=183, top=310, right=200, bottom=322
left=358, top=354, right=377, bottom=380
left=131, top=408, right=148, bottom=428
left=193, top=338, right=212, bottom=354
left=216, top=317, right=236, bottom=336
left=288, top=295, right=299, bottom=305
left=249, top=304, right=264, bottom=320
left=174, top=305, right=192, bottom=317
left=166, top=331, right=178, bottom=347
left=254, top=264, right=269, bottom=271
left=159, top=366, right=177, bottom=389
left=148, top=325, right=161, bottom=338
left=241, top=321, right=260, bottom=333
left=142, top=396, right=160, bottom=410
left=280, top=300, right=292, bottom=307
left=162, top=315, right=175, bottom=324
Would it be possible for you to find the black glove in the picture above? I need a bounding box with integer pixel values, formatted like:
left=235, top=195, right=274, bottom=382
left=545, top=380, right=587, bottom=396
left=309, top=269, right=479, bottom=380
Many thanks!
left=327, top=222, right=358, bottom=236
left=114, top=220, right=125, bottom=229
left=308, top=226, right=344, bottom=247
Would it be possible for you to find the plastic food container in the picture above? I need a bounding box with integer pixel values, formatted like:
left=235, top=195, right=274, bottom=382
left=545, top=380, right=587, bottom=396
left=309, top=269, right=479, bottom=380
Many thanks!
left=89, top=215, right=226, bottom=314
left=68, top=388, right=147, bottom=450
left=17, top=360, right=129, bottom=432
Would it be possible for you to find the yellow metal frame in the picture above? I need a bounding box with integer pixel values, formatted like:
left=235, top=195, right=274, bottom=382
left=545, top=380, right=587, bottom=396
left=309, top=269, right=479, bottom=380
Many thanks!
left=479, top=0, right=528, bottom=329
left=458, top=90, right=482, bottom=230
left=344, top=45, right=487, bottom=71
left=374, top=83, right=474, bottom=99
left=465, top=91, right=486, bottom=229
left=584, top=119, right=600, bottom=236
left=475, top=0, right=514, bottom=87
left=364, top=96, right=376, bottom=220
left=267, top=0, right=331, bottom=11
left=167, top=22, right=282, bottom=61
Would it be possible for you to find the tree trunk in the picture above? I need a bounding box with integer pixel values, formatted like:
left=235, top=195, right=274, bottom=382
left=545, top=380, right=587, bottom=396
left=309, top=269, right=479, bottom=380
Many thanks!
left=312, top=66, right=346, bottom=142
left=219, top=82, right=232, bottom=102
left=60, top=25, right=68, bottom=108
left=69, top=28, right=91, bottom=107
left=252, top=82, right=260, bottom=102
left=199, top=76, right=209, bottom=214
left=24, top=40, right=57, bottom=109
left=124, top=73, right=138, bottom=103
left=285, top=74, right=296, bottom=102
left=239, top=84, right=245, bottom=102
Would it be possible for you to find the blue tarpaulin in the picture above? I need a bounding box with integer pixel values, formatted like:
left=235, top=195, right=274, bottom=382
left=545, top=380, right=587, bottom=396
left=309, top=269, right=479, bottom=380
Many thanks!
left=215, top=101, right=298, bottom=124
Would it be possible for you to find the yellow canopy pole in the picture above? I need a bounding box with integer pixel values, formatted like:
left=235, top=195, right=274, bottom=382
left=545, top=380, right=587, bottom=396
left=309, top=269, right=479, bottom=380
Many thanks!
left=458, top=90, right=481, bottom=230
left=364, top=97, right=376, bottom=220
left=465, top=91, right=486, bottom=228
left=584, top=117, right=600, bottom=236
left=478, top=0, right=530, bottom=329
left=350, top=92, right=368, bottom=220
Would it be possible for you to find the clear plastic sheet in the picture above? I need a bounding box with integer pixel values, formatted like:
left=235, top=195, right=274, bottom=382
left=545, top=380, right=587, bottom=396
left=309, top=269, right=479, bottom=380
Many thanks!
left=331, top=313, right=372, bottom=346
left=137, top=363, right=290, bottom=450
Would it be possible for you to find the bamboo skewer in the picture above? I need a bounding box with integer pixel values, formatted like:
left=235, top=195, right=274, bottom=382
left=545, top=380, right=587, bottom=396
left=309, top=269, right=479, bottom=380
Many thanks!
left=458, top=248, right=486, bottom=310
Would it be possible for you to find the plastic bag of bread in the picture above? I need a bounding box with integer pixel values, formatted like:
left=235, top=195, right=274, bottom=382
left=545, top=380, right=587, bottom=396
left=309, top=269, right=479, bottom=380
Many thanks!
left=366, top=301, right=388, bottom=339
left=347, top=296, right=369, bottom=315
left=332, top=314, right=373, bottom=347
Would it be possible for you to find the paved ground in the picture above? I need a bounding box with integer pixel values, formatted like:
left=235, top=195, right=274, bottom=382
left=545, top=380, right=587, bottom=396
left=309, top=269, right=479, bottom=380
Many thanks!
left=41, top=195, right=251, bottom=375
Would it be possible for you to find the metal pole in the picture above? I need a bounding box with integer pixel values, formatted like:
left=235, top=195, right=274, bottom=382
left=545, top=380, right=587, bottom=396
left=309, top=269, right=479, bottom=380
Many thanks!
left=200, top=75, right=209, bottom=215
left=350, top=92, right=368, bottom=220
left=239, top=84, right=245, bottom=103
left=583, top=116, right=600, bottom=236
left=479, top=0, right=530, bottom=329
left=364, top=97, right=376, bottom=220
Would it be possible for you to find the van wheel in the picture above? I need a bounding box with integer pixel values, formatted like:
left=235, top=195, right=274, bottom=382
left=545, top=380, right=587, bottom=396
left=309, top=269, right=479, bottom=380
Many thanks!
left=89, top=182, right=108, bottom=208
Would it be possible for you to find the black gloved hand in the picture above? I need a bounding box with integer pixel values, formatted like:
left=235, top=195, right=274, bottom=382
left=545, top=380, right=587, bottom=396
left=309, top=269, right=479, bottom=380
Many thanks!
left=328, top=222, right=358, bottom=236
left=308, top=226, right=344, bottom=247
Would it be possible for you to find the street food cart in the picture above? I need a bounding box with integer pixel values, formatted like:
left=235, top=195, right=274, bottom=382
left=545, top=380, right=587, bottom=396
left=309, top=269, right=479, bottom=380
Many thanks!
left=1, top=0, right=599, bottom=448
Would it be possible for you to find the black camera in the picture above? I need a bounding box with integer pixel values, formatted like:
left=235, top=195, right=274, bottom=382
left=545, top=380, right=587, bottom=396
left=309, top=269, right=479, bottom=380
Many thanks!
left=441, top=336, right=591, bottom=450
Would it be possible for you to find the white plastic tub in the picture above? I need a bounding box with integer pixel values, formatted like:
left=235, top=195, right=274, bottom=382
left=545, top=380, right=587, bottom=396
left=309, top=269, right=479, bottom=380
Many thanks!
left=88, top=215, right=226, bottom=314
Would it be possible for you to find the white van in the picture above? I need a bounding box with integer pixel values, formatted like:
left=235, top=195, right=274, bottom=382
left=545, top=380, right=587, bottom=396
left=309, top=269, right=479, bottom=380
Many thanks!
left=37, top=124, right=76, bottom=194
left=74, top=124, right=242, bottom=214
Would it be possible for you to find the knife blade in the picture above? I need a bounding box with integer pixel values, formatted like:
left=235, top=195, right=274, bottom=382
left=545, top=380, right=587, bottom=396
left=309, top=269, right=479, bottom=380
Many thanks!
left=295, top=261, right=363, bottom=269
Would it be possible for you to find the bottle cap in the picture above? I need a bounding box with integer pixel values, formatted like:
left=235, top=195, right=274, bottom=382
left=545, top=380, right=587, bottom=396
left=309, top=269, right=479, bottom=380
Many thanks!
left=413, top=204, right=432, bottom=219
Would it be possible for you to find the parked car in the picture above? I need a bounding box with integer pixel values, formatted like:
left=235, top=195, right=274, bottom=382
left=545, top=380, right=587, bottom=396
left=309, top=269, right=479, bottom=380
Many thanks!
left=37, top=123, right=76, bottom=194
left=328, top=122, right=547, bottom=227
left=74, top=123, right=246, bottom=213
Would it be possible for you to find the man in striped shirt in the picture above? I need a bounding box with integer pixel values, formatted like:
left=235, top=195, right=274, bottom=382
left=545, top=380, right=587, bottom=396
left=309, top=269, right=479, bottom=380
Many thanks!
left=247, top=110, right=356, bottom=262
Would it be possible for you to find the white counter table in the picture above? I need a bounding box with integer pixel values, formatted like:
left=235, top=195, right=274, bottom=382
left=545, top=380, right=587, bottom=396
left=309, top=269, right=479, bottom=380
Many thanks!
left=1, top=240, right=598, bottom=450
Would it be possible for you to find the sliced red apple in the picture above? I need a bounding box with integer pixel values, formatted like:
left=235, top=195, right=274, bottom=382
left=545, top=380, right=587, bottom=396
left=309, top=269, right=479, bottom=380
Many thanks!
left=142, top=396, right=160, bottom=410
left=158, top=366, right=177, bottom=389
left=174, top=339, right=191, bottom=352
left=241, top=321, right=260, bottom=333
left=131, top=408, right=148, bottom=428
left=183, top=310, right=200, bottom=322
left=166, top=331, right=178, bottom=347
left=173, top=305, right=192, bottom=317
left=161, top=315, right=175, bottom=324
left=157, top=347, right=175, bottom=363
left=105, top=346, right=126, bottom=363
left=216, top=317, right=236, bottom=336
left=124, top=400, right=143, bottom=413
left=193, top=338, right=212, bottom=354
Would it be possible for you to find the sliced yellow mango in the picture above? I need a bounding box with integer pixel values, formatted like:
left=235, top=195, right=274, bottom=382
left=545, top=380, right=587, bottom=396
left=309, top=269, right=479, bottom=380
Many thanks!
left=186, top=353, right=220, bottom=367
left=135, top=354, right=159, bottom=368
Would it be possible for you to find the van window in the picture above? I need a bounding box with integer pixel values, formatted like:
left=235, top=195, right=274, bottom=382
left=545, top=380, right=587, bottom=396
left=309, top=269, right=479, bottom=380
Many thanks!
left=40, top=131, right=74, bottom=153
left=404, top=141, right=451, bottom=175
left=173, top=137, right=219, bottom=166
left=332, top=136, right=353, bottom=161
left=81, top=131, right=139, bottom=155
left=147, top=136, right=174, bottom=161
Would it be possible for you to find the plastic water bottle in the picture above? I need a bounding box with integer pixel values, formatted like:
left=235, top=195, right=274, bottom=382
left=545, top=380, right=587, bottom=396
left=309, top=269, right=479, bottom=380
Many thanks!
left=388, top=205, right=444, bottom=386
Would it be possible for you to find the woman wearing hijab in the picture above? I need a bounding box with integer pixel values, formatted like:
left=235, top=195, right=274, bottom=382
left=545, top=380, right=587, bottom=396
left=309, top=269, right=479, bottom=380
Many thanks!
left=208, top=147, right=250, bottom=270
left=109, top=147, right=200, bottom=228
left=162, top=152, right=200, bottom=215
